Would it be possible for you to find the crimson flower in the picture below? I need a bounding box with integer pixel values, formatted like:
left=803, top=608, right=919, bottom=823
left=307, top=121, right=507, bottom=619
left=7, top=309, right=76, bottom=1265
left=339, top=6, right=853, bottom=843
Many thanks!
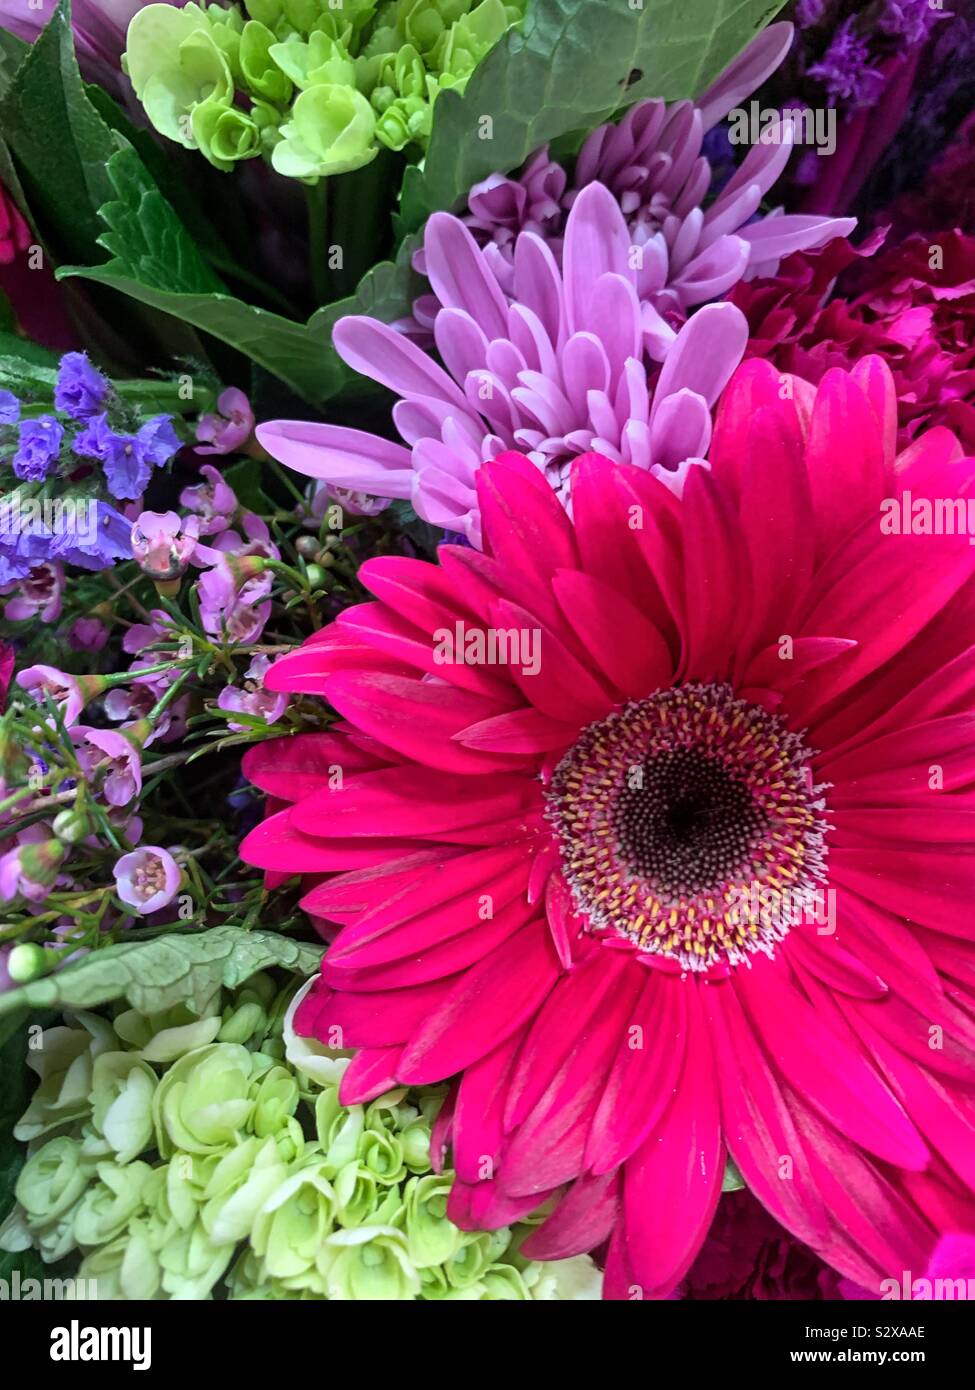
left=242, top=356, right=975, bottom=1298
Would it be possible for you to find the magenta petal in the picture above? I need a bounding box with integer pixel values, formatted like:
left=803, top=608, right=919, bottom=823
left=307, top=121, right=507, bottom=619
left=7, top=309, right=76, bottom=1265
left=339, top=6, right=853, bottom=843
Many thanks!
left=397, top=918, right=561, bottom=1084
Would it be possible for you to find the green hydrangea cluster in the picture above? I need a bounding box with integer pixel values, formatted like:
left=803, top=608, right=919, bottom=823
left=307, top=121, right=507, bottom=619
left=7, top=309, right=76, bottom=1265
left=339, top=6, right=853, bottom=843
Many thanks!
left=123, top=0, right=524, bottom=179
left=0, top=974, right=601, bottom=1300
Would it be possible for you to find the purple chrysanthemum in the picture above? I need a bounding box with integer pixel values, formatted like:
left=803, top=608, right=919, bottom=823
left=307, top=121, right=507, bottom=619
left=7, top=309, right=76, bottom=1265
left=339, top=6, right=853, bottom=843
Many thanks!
left=415, top=23, right=854, bottom=341
left=258, top=182, right=752, bottom=546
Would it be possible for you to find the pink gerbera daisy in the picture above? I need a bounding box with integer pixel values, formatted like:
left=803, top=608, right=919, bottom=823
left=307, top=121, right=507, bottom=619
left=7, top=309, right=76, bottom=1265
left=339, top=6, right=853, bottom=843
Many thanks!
left=241, top=356, right=975, bottom=1298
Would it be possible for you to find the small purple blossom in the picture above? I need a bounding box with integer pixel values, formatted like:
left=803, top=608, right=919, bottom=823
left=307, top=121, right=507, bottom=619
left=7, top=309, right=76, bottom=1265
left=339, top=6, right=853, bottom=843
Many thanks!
left=180, top=463, right=237, bottom=536
left=74, top=413, right=180, bottom=501
left=13, top=416, right=63, bottom=481
left=795, top=0, right=827, bottom=27
left=137, top=415, right=181, bottom=468
left=195, top=387, right=254, bottom=455
left=68, top=617, right=109, bottom=652
left=53, top=351, right=109, bottom=419
left=807, top=17, right=887, bottom=109
left=73, top=725, right=142, bottom=806
left=130, top=510, right=199, bottom=581
left=879, top=1, right=949, bottom=47
left=3, top=561, right=64, bottom=622
left=0, top=389, right=19, bottom=424
left=217, top=655, right=287, bottom=732
left=113, top=845, right=181, bottom=915
left=57, top=500, right=133, bottom=570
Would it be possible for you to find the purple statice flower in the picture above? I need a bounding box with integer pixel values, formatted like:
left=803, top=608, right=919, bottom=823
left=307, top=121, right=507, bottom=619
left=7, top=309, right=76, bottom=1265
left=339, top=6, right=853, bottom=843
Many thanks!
left=73, top=413, right=180, bottom=500
left=195, top=387, right=254, bottom=455
left=795, top=0, right=827, bottom=25
left=56, top=499, right=133, bottom=570
left=3, top=561, right=64, bottom=622
left=413, top=23, right=854, bottom=341
left=130, top=510, right=199, bottom=582
left=73, top=725, right=142, bottom=806
left=13, top=416, right=63, bottom=481
left=53, top=351, right=109, bottom=419
left=878, top=1, right=949, bottom=47
left=113, top=845, right=181, bottom=915
left=807, top=17, right=887, bottom=108
left=217, top=655, right=287, bottom=732
left=68, top=617, right=109, bottom=651
left=257, top=182, right=752, bottom=545
left=0, top=389, right=19, bottom=424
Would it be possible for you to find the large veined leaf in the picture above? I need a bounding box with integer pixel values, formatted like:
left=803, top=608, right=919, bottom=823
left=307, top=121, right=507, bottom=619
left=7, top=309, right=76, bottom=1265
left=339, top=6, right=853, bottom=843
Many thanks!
left=59, top=146, right=422, bottom=406
left=0, top=2, right=118, bottom=264
left=399, top=0, right=787, bottom=231
left=0, top=927, right=323, bottom=1020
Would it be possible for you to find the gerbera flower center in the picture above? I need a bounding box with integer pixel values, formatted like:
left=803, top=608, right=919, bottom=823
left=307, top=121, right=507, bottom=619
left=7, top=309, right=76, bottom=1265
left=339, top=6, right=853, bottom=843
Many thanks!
left=547, top=684, right=829, bottom=971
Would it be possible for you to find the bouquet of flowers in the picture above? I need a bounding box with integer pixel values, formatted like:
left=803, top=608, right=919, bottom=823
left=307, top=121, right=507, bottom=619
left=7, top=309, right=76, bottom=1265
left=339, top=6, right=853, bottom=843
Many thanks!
left=2, top=0, right=974, bottom=1313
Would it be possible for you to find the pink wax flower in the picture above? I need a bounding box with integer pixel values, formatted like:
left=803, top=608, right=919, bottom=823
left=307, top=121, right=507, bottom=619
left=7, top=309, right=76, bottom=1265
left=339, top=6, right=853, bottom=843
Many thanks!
left=217, top=655, right=287, bottom=732
left=68, top=617, right=109, bottom=652
left=16, top=665, right=107, bottom=728
left=0, top=826, right=65, bottom=904
left=195, top=388, right=255, bottom=455
left=196, top=514, right=279, bottom=645
left=73, top=726, right=142, bottom=806
left=113, top=845, right=182, bottom=915
left=180, top=463, right=238, bottom=536
left=130, top=509, right=200, bottom=582
left=2, top=562, right=65, bottom=622
left=122, top=609, right=177, bottom=656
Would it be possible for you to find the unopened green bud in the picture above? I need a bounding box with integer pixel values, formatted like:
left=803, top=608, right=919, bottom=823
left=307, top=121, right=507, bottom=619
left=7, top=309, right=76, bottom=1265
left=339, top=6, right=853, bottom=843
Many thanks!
left=192, top=97, right=262, bottom=169
left=52, top=806, right=94, bottom=844
left=218, top=1001, right=267, bottom=1045
left=7, top=942, right=47, bottom=983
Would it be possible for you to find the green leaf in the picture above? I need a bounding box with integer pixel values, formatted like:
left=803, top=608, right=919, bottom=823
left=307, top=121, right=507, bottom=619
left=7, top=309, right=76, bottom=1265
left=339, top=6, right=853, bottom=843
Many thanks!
left=722, top=1157, right=746, bottom=1192
left=0, top=352, right=59, bottom=396
left=0, top=927, right=323, bottom=1020
left=60, top=148, right=422, bottom=405
left=0, top=0, right=119, bottom=264
left=0, top=28, right=29, bottom=100
left=399, top=0, right=787, bottom=231
left=0, top=335, right=61, bottom=372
